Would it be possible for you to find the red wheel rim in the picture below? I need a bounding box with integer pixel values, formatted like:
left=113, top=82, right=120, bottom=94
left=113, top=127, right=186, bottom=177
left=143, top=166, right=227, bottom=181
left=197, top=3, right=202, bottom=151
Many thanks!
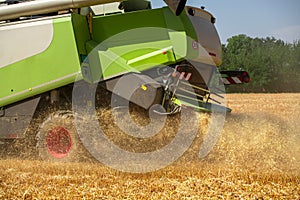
left=46, top=126, right=72, bottom=159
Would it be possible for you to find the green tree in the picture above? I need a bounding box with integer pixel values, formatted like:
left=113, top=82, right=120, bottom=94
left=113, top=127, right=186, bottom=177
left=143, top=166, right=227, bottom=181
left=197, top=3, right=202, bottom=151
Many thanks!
left=221, top=35, right=300, bottom=92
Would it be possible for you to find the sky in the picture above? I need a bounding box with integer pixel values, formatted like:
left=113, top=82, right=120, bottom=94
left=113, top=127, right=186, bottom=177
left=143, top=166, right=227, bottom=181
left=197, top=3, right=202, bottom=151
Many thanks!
left=151, top=0, right=300, bottom=44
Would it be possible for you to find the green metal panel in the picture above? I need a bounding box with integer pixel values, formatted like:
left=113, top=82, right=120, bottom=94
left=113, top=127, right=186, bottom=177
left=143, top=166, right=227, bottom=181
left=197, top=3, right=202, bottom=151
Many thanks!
left=91, top=8, right=168, bottom=43
left=163, top=8, right=187, bottom=61
left=71, top=13, right=91, bottom=56
left=0, top=16, right=81, bottom=107
left=84, top=39, right=177, bottom=83
left=82, top=40, right=102, bottom=83
left=83, top=7, right=194, bottom=83
left=99, top=40, right=176, bottom=80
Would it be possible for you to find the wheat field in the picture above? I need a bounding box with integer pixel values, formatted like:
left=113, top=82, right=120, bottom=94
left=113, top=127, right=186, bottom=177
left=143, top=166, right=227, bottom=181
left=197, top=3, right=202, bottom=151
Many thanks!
left=0, top=93, right=299, bottom=199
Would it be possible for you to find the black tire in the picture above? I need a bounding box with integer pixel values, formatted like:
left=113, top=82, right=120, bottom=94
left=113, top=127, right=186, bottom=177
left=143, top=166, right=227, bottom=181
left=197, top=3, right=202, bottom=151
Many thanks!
left=36, top=110, right=89, bottom=162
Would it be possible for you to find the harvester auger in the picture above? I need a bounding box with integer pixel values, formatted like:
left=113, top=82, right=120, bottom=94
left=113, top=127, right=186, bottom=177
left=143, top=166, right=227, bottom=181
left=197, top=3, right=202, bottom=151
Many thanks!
left=0, top=0, right=250, bottom=162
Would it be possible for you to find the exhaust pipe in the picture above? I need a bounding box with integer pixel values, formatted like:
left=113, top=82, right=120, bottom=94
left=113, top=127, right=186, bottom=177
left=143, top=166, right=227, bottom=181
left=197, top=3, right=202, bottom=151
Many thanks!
left=0, top=0, right=121, bottom=21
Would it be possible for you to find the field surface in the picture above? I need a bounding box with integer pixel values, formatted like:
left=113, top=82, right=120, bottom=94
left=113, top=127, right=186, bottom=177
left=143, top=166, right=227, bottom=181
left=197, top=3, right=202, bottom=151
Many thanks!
left=0, top=93, right=299, bottom=199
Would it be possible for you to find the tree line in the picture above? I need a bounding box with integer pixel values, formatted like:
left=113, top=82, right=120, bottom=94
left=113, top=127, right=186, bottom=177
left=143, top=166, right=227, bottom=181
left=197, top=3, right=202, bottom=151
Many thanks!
left=220, top=34, right=300, bottom=93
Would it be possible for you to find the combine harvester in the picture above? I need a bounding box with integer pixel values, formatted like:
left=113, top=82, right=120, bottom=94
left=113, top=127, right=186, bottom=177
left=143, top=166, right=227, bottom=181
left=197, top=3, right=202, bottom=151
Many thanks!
left=0, top=0, right=249, bottom=162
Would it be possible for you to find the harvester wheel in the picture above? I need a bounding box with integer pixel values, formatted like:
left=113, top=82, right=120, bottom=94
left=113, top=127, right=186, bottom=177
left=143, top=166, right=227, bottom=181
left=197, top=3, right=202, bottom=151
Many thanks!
left=36, top=111, right=86, bottom=162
